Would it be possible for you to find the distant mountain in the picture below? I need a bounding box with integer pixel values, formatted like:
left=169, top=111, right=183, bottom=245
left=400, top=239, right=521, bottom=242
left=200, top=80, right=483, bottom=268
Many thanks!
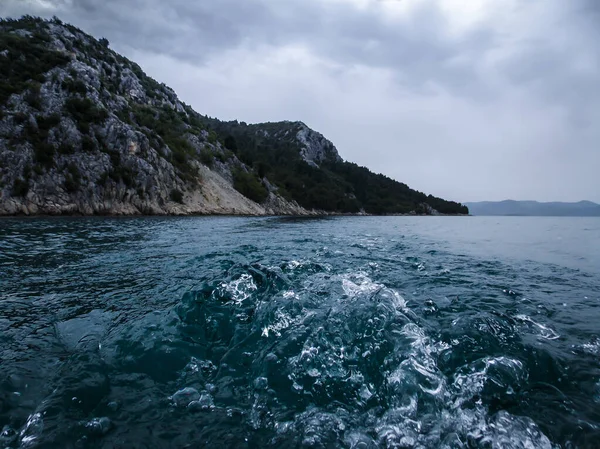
left=465, top=200, right=600, bottom=216
left=0, top=16, right=468, bottom=216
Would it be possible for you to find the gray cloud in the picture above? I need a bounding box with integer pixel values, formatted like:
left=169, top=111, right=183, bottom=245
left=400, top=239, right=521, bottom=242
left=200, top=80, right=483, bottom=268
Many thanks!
left=2, top=0, right=599, bottom=202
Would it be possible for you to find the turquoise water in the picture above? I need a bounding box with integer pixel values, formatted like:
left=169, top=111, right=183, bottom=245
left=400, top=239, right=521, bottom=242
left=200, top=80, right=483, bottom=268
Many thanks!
left=0, top=216, right=599, bottom=448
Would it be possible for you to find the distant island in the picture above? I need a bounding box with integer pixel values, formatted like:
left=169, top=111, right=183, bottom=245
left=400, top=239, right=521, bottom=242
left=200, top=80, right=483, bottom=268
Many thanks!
left=465, top=200, right=600, bottom=217
left=0, top=16, right=468, bottom=216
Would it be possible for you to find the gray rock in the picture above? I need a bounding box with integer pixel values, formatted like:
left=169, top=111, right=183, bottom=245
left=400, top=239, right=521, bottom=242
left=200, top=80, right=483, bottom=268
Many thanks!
left=0, top=19, right=312, bottom=217
left=296, top=122, right=343, bottom=167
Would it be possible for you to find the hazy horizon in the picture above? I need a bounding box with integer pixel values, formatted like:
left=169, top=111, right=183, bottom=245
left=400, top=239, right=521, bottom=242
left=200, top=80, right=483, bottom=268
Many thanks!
left=466, top=199, right=599, bottom=204
left=2, top=0, right=599, bottom=203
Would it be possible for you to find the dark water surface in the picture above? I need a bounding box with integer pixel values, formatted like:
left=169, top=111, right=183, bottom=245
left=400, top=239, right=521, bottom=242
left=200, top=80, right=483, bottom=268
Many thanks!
left=1, top=216, right=599, bottom=448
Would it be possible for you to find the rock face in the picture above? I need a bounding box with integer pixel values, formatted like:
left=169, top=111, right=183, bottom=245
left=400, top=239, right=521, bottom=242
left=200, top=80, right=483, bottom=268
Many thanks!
left=296, top=123, right=342, bottom=167
left=0, top=17, right=309, bottom=216
left=0, top=17, right=469, bottom=217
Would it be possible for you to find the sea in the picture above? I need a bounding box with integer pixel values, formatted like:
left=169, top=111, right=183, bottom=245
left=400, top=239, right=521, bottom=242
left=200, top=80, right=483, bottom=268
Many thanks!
left=0, top=216, right=599, bottom=448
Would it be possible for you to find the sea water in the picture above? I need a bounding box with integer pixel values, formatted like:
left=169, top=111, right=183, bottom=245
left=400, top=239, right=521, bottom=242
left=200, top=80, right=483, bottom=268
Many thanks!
left=0, top=216, right=599, bottom=448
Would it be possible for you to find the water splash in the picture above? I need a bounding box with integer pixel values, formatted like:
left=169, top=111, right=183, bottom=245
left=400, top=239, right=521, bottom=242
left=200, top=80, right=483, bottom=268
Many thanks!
left=2, top=216, right=598, bottom=448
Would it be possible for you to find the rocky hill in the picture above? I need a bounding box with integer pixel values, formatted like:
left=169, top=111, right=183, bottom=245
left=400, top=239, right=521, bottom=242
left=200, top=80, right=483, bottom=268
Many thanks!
left=0, top=16, right=468, bottom=216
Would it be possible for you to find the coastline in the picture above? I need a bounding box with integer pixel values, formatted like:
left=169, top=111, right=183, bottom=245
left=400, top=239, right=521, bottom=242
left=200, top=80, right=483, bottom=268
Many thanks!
left=0, top=210, right=470, bottom=218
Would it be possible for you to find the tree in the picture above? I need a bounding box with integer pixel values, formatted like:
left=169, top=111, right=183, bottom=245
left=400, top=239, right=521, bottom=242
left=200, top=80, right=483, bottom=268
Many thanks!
left=224, top=135, right=238, bottom=151
left=99, top=37, right=109, bottom=48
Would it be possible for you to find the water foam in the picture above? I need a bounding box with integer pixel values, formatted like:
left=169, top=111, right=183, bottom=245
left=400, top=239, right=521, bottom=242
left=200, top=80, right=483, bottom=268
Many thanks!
left=515, top=315, right=560, bottom=340
left=277, top=271, right=555, bottom=448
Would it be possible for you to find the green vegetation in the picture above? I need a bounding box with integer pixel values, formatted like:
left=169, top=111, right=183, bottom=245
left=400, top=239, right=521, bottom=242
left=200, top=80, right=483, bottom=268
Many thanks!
left=103, top=149, right=134, bottom=187
left=12, top=176, right=30, bottom=197
left=64, top=97, right=108, bottom=133
left=33, top=141, right=55, bottom=168
left=24, top=82, right=42, bottom=109
left=81, top=135, right=96, bottom=152
left=224, top=135, right=238, bottom=151
left=129, top=104, right=203, bottom=181
left=200, top=118, right=468, bottom=214
left=64, top=162, right=81, bottom=192
left=20, top=115, right=58, bottom=168
left=37, top=113, right=61, bottom=130
left=110, top=166, right=134, bottom=188
left=0, top=16, right=468, bottom=215
left=170, top=188, right=184, bottom=203
left=61, top=77, right=87, bottom=94
left=199, top=148, right=215, bottom=167
left=232, top=168, right=269, bottom=204
left=0, top=17, right=70, bottom=105
left=215, top=150, right=233, bottom=163
left=57, top=142, right=75, bottom=155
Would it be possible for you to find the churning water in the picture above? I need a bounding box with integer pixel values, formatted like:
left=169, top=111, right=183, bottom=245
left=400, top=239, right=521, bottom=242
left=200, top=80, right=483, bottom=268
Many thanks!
left=1, top=216, right=599, bottom=448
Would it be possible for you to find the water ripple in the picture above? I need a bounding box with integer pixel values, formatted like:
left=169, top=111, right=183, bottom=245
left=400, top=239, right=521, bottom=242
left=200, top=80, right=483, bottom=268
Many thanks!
left=1, top=216, right=599, bottom=448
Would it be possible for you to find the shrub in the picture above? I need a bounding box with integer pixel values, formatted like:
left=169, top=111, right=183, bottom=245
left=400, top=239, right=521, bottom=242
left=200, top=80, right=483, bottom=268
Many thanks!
left=64, top=97, right=108, bottom=133
left=107, top=149, right=121, bottom=167
left=24, top=82, right=42, bottom=109
left=108, top=164, right=134, bottom=188
left=199, top=149, right=214, bottom=167
left=115, top=108, right=132, bottom=125
left=57, top=142, right=74, bottom=154
left=64, top=163, right=81, bottom=193
left=224, top=135, right=237, bottom=151
left=207, top=130, right=218, bottom=144
left=81, top=135, right=96, bottom=152
left=165, top=136, right=193, bottom=155
left=0, top=31, right=70, bottom=105
left=172, top=150, right=187, bottom=165
left=34, top=141, right=55, bottom=168
left=120, top=167, right=134, bottom=187
left=12, top=177, right=29, bottom=197
left=61, top=77, right=87, bottom=94
left=232, top=169, right=268, bottom=204
left=215, top=150, right=233, bottom=163
left=133, top=105, right=158, bottom=129
left=13, top=112, right=29, bottom=125
left=97, top=171, right=109, bottom=186
left=170, top=188, right=184, bottom=203
left=37, top=113, right=61, bottom=131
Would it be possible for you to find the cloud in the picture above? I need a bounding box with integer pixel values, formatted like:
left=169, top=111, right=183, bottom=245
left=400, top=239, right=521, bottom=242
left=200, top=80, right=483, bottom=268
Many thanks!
left=1, top=0, right=599, bottom=202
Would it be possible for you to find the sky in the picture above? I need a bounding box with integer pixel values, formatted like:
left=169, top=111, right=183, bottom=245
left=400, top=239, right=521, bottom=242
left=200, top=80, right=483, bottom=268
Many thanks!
left=2, top=0, right=599, bottom=203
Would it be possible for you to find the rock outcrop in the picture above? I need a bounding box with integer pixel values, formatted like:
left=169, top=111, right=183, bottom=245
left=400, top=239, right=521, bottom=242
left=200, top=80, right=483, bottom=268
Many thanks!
left=0, top=16, right=469, bottom=216
left=0, top=17, right=309, bottom=216
left=296, top=123, right=342, bottom=167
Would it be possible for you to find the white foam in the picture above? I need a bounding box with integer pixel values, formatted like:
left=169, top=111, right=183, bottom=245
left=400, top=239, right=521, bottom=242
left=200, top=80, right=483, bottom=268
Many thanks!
left=262, top=309, right=302, bottom=338
left=19, top=413, right=43, bottom=448
left=453, top=356, right=527, bottom=405
left=341, top=273, right=382, bottom=298
left=218, top=273, right=257, bottom=305
left=581, top=340, right=600, bottom=355
left=515, top=315, right=560, bottom=340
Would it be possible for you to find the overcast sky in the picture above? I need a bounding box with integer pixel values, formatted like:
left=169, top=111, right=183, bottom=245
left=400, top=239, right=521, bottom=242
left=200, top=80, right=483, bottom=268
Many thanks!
left=3, top=0, right=599, bottom=202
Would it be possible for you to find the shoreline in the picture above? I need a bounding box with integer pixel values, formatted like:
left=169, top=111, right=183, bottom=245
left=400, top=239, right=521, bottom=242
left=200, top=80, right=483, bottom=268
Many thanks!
left=0, top=212, right=471, bottom=219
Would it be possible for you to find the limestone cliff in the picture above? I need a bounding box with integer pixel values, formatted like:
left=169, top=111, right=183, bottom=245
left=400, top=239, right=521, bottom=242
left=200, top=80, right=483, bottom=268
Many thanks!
left=0, top=16, right=469, bottom=216
left=0, top=17, right=308, bottom=216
